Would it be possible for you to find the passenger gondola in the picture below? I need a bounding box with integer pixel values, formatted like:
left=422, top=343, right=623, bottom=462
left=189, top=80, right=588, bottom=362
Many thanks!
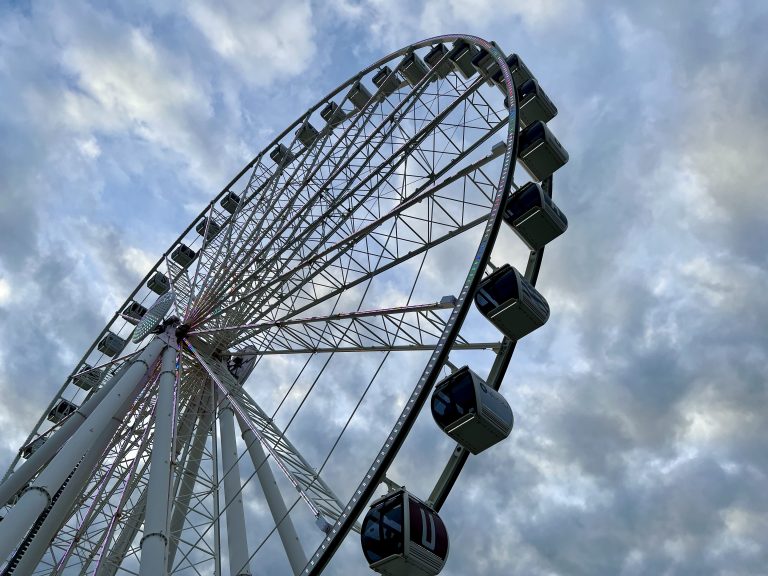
left=220, top=190, right=241, bottom=214
left=296, top=121, right=320, bottom=147
left=196, top=216, right=222, bottom=241
left=97, top=332, right=126, bottom=357
left=503, top=182, right=567, bottom=250
left=270, top=143, right=295, bottom=165
left=122, top=301, right=148, bottom=324
left=47, top=399, right=78, bottom=423
left=171, top=243, right=197, bottom=267
left=373, top=66, right=402, bottom=98
left=361, top=489, right=449, bottom=576
left=447, top=39, right=477, bottom=79
left=424, top=43, right=451, bottom=78
left=401, top=52, right=430, bottom=87
left=348, top=80, right=373, bottom=110
left=475, top=264, right=549, bottom=340
left=517, top=120, right=569, bottom=181
left=517, top=78, right=557, bottom=126
left=320, top=101, right=346, bottom=128
left=147, top=271, right=170, bottom=295
left=73, top=363, right=102, bottom=391
left=431, top=366, right=513, bottom=454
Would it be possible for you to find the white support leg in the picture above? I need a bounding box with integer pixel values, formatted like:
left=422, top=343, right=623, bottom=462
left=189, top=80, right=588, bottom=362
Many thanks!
left=0, top=337, right=165, bottom=564
left=237, top=413, right=307, bottom=576
left=0, top=360, right=129, bottom=507
left=139, top=345, right=178, bottom=576
left=219, top=396, right=252, bottom=576
left=12, top=410, right=123, bottom=575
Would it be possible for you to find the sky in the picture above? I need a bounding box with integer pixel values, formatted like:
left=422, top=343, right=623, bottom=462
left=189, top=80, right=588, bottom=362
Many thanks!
left=1, top=0, right=767, bottom=575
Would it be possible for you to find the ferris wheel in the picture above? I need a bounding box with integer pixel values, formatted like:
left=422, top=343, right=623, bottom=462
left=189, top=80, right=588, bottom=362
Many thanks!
left=0, top=34, right=568, bottom=575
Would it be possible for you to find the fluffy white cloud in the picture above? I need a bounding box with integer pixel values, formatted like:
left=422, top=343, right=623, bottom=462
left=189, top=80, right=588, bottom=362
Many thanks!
left=0, top=277, right=11, bottom=306
left=185, top=0, right=317, bottom=86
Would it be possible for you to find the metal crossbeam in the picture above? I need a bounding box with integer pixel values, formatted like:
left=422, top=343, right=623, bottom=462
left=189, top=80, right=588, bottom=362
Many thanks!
left=186, top=342, right=355, bottom=532
left=190, top=301, right=497, bottom=356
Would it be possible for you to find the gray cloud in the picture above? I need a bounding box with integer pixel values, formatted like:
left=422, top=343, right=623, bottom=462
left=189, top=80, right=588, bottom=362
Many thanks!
left=1, top=0, right=766, bottom=574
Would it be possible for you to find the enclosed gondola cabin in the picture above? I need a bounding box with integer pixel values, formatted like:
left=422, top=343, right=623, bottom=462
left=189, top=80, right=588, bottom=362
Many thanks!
left=470, top=43, right=501, bottom=87
left=320, top=101, right=346, bottom=128
left=73, top=364, right=102, bottom=391
left=447, top=39, right=477, bottom=79
left=147, top=271, right=170, bottom=295
left=196, top=217, right=222, bottom=242
left=517, top=120, right=569, bottom=182
left=475, top=264, right=549, bottom=340
left=504, top=182, right=567, bottom=250
left=372, top=66, right=402, bottom=98
left=491, top=53, right=534, bottom=89
left=348, top=80, right=373, bottom=110
left=296, top=121, right=319, bottom=147
left=171, top=243, right=197, bottom=267
left=400, top=53, right=430, bottom=87
left=47, top=399, right=78, bottom=423
left=431, top=366, right=513, bottom=455
left=424, top=43, right=451, bottom=78
left=122, top=301, right=148, bottom=325
left=517, top=78, right=557, bottom=126
left=98, top=332, right=126, bottom=357
left=270, top=143, right=295, bottom=166
left=220, top=191, right=241, bottom=214
left=361, top=489, right=449, bottom=576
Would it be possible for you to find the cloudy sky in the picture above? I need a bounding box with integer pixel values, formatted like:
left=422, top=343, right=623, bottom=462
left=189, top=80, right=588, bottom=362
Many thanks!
left=1, top=1, right=767, bottom=575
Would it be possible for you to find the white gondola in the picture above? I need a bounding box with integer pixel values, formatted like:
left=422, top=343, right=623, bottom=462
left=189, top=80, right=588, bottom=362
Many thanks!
left=424, top=43, right=451, bottom=78
left=372, top=66, right=402, bottom=98
left=171, top=243, right=197, bottom=267
left=517, top=78, right=557, bottom=126
left=220, top=190, right=241, bottom=214
left=73, top=363, right=102, bottom=391
left=270, top=143, right=295, bottom=165
left=47, top=399, right=78, bottom=423
left=122, top=301, right=148, bottom=324
left=447, top=39, right=477, bottom=79
left=503, top=182, right=567, bottom=250
left=196, top=216, right=222, bottom=241
left=431, top=366, right=513, bottom=455
left=296, top=121, right=320, bottom=147
left=401, top=52, right=430, bottom=86
left=320, top=101, right=346, bottom=128
left=98, top=332, right=126, bottom=357
left=147, top=270, right=170, bottom=295
left=475, top=264, right=549, bottom=340
left=517, top=120, right=569, bottom=182
left=361, top=489, right=449, bottom=576
left=348, top=80, right=373, bottom=110
left=21, top=436, right=46, bottom=459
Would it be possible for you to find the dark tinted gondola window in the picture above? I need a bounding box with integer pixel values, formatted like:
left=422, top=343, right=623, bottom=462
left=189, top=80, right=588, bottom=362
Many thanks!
left=432, top=371, right=477, bottom=429
left=519, top=120, right=546, bottom=151
left=362, top=499, right=404, bottom=564
left=505, top=184, right=541, bottom=222
left=477, top=268, right=519, bottom=314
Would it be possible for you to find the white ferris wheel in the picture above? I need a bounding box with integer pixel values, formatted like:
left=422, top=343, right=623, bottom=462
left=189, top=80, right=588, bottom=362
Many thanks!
left=0, top=34, right=569, bottom=576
